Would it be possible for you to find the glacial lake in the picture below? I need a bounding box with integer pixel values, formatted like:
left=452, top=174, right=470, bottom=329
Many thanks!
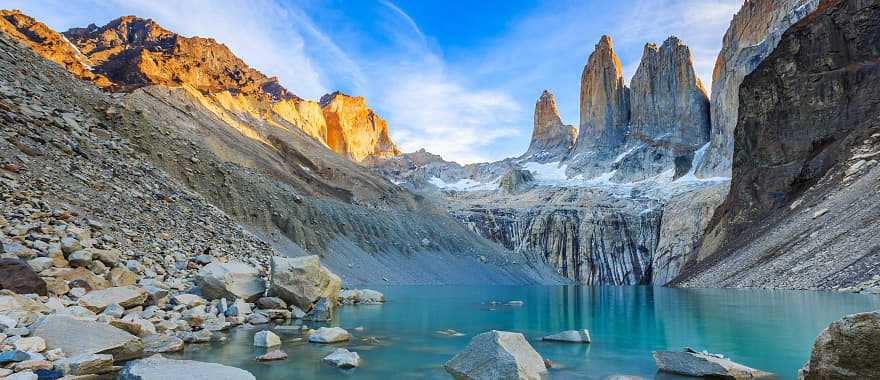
left=170, top=286, right=880, bottom=379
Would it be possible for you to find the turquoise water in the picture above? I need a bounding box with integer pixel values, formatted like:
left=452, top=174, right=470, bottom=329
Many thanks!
left=171, top=286, right=880, bottom=379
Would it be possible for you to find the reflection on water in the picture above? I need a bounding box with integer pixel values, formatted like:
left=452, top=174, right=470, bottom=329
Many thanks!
left=169, top=286, right=880, bottom=380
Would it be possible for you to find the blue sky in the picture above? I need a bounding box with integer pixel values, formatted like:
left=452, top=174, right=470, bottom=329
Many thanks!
left=4, top=0, right=741, bottom=163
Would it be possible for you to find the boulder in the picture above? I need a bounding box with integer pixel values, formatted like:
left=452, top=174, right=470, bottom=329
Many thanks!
left=308, top=327, right=350, bottom=343
left=799, top=310, right=880, bottom=380
left=29, top=314, right=144, bottom=362
left=542, top=330, right=591, bottom=344
left=14, top=337, right=46, bottom=352
left=59, top=267, right=108, bottom=290
left=79, top=286, right=148, bottom=312
left=255, top=297, right=286, bottom=310
left=444, top=330, right=548, bottom=380
left=256, top=350, right=287, bottom=361
left=4, top=371, right=37, bottom=380
left=0, top=258, right=47, bottom=296
left=55, top=353, right=115, bottom=376
left=338, top=289, right=385, bottom=305
left=253, top=330, right=281, bottom=347
left=653, top=349, right=771, bottom=379
left=197, top=261, right=265, bottom=302
left=322, top=348, right=360, bottom=369
left=119, top=355, right=256, bottom=380
left=270, top=255, right=341, bottom=310
left=303, top=297, right=334, bottom=321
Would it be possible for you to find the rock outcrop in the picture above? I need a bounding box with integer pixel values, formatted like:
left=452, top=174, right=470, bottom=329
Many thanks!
left=269, top=256, right=341, bottom=311
left=524, top=90, right=576, bottom=161
left=653, top=348, right=772, bottom=379
left=799, top=310, right=880, bottom=380
left=696, top=0, right=820, bottom=177
left=444, top=330, right=548, bottom=380
left=319, top=91, right=401, bottom=161
left=119, top=355, right=256, bottom=380
left=676, top=0, right=880, bottom=289
left=572, top=35, right=629, bottom=159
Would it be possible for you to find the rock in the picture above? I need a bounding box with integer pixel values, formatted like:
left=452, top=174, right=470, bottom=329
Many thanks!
left=269, top=255, right=341, bottom=310
left=253, top=330, right=281, bottom=347
left=319, top=92, right=400, bottom=161
left=14, top=359, right=53, bottom=372
left=0, top=350, right=30, bottom=364
left=26, top=257, right=52, bottom=273
left=308, top=327, right=350, bottom=343
left=322, top=348, right=360, bottom=369
left=0, top=314, right=16, bottom=329
left=29, top=314, right=144, bottom=362
left=799, top=310, right=880, bottom=380
left=507, top=300, right=524, bottom=306
left=142, top=334, right=184, bottom=354
left=102, top=303, right=125, bottom=318
left=119, top=355, right=256, bottom=380
left=14, top=337, right=46, bottom=352
left=289, top=305, right=305, bottom=319
left=79, top=286, right=148, bottom=312
left=256, top=349, right=287, bottom=362
left=653, top=349, right=771, bottom=379
left=542, top=330, right=590, bottom=344
left=0, top=258, right=47, bottom=295
left=55, top=353, right=114, bottom=376
left=303, top=297, right=334, bottom=321
left=444, top=330, right=548, bottom=380
left=3, top=371, right=37, bottom=380
left=59, top=267, right=108, bottom=290
left=60, top=238, right=80, bottom=255
left=255, top=297, right=286, bottom=310
left=109, top=266, right=138, bottom=287
left=524, top=90, right=576, bottom=160
left=246, top=313, right=269, bottom=325
left=67, top=250, right=93, bottom=267
left=197, top=261, right=265, bottom=302
left=171, top=294, right=206, bottom=307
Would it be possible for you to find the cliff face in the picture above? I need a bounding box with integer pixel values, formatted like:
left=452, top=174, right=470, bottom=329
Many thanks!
left=696, top=0, right=820, bottom=177
left=629, top=37, right=710, bottom=148
left=524, top=90, right=576, bottom=161
left=677, top=0, right=880, bottom=290
left=574, top=35, right=630, bottom=157
left=0, top=12, right=399, bottom=162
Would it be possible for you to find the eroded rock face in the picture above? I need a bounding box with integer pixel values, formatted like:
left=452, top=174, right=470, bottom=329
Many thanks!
left=319, top=91, right=400, bottom=161
left=696, top=0, right=820, bottom=177
left=799, top=310, right=880, bottom=380
left=524, top=90, right=576, bottom=161
left=573, top=35, right=630, bottom=158
left=444, top=330, right=547, bottom=380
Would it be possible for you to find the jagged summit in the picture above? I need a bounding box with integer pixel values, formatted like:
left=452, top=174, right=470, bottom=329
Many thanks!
left=573, top=35, right=630, bottom=158
left=524, top=90, right=576, bottom=161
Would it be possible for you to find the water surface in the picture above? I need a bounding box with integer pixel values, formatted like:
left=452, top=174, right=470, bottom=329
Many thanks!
left=171, top=286, right=880, bottom=379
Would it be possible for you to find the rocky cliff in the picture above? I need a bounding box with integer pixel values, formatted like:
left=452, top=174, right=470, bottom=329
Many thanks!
left=676, top=0, right=880, bottom=290
left=523, top=90, right=576, bottom=161
left=696, top=0, right=820, bottom=177
left=1, top=11, right=399, bottom=162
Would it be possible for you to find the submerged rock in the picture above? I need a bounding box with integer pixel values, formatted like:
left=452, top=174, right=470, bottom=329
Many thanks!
left=542, top=330, right=591, bottom=344
left=799, top=310, right=880, bottom=380
left=269, top=256, right=341, bottom=311
left=322, top=348, right=360, bottom=369
left=444, top=330, right=547, bottom=380
left=119, top=355, right=255, bottom=380
left=256, top=350, right=287, bottom=362
left=653, top=348, right=771, bottom=379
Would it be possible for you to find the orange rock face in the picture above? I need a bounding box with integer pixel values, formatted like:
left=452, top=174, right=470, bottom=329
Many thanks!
left=320, top=92, right=400, bottom=161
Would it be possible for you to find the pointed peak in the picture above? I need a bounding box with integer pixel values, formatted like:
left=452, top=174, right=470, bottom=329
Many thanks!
left=662, top=35, right=683, bottom=47
left=597, top=35, right=613, bottom=50
left=539, top=89, right=554, bottom=101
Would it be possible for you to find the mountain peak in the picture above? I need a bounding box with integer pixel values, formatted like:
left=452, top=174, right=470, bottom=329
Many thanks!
left=525, top=90, right=576, bottom=160
left=572, top=34, right=629, bottom=158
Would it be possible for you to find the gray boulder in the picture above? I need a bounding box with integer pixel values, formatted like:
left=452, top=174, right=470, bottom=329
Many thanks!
left=253, top=330, right=281, bottom=347
left=55, top=353, right=115, bottom=376
left=197, top=261, right=265, bottom=302
left=303, top=297, right=334, bottom=321
left=444, top=330, right=548, bottom=380
left=78, top=286, right=148, bottom=312
left=270, top=256, right=341, bottom=310
left=322, top=348, right=360, bottom=369
left=29, top=314, right=143, bottom=362
left=119, top=355, right=255, bottom=380
left=308, top=327, right=350, bottom=343
left=799, top=310, right=880, bottom=379
left=653, top=349, right=771, bottom=379
left=542, top=330, right=591, bottom=343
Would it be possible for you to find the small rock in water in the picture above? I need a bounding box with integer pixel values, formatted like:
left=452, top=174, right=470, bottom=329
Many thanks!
left=322, top=348, right=360, bottom=369
left=542, top=329, right=591, bottom=344
left=256, top=349, right=288, bottom=362
left=444, top=330, right=547, bottom=380
left=253, top=330, right=281, bottom=347
left=435, top=329, right=465, bottom=337
left=507, top=300, right=524, bottom=306
left=308, top=327, right=350, bottom=343
left=653, top=348, right=771, bottom=379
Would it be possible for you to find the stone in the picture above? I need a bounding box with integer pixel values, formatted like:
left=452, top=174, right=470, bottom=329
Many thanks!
left=0, top=350, right=30, bottom=364
left=79, top=286, right=148, bottom=312
left=102, top=303, right=125, bottom=318
left=29, top=314, right=144, bottom=362
left=523, top=90, right=576, bottom=160
left=60, top=238, right=80, bottom=255
left=0, top=258, right=47, bottom=296
left=319, top=92, right=400, bottom=161
left=119, top=355, right=256, bottom=380
left=14, top=359, right=53, bottom=372
left=14, top=337, right=46, bottom=352
left=308, top=327, right=350, bottom=344
left=444, top=330, right=548, bottom=380
left=322, top=348, right=360, bottom=369
left=67, top=250, right=93, bottom=267
left=253, top=330, right=281, bottom=347
left=255, top=297, right=286, bottom=310
left=542, top=330, right=591, bottom=344
left=142, top=334, right=184, bottom=354
left=26, top=257, right=52, bottom=273
left=290, top=305, right=305, bottom=319
left=303, top=297, right=334, bottom=321
left=197, top=261, right=265, bottom=302
left=109, top=266, right=138, bottom=287
left=246, top=313, right=269, bottom=325
left=171, top=294, right=206, bottom=307
left=653, top=349, right=771, bottom=379
left=799, top=310, right=880, bottom=380
left=59, top=267, right=108, bottom=290
left=337, top=289, right=384, bottom=305
left=0, top=314, right=16, bottom=329
left=256, top=349, right=287, bottom=362
left=44, top=278, right=69, bottom=296
left=3, top=371, right=37, bottom=380
left=55, top=353, right=114, bottom=376
left=269, top=255, right=341, bottom=310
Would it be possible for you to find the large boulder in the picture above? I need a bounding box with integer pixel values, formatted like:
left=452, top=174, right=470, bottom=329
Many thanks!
left=653, top=348, right=771, bottom=379
left=542, top=330, right=591, bottom=344
left=308, top=327, right=350, bottom=343
left=29, top=314, right=143, bottom=362
left=444, top=330, right=547, bottom=380
left=799, top=310, right=880, bottom=380
left=322, top=348, right=360, bottom=369
left=270, top=256, right=341, bottom=310
left=78, top=286, right=148, bottom=312
left=0, top=258, right=47, bottom=296
left=119, top=355, right=255, bottom=380
left=196, top=261, right=265, bottom=302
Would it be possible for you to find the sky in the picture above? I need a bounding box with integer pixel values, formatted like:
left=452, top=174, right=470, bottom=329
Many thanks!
left=3, top=0, right=741, bottom=164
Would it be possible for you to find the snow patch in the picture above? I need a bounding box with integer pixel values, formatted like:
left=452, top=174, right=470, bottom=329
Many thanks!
left=429, top=177, right=498, bottom=192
